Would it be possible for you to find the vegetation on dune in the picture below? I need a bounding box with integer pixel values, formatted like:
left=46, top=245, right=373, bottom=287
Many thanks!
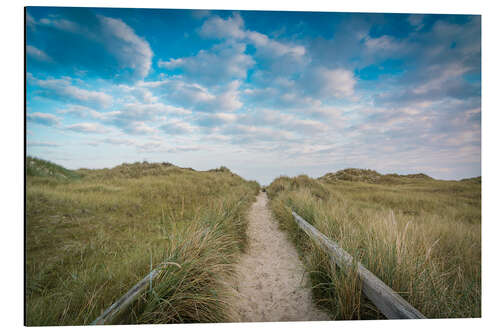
left=319, top=168, right=435, bottom=185
left=266, top=169, right=481, bottom=319
left=27, top=156, right=82, bottom=180
left=26, top=159, right=481, bottom=324
left=460, top=176, right=481, bottom=184
left=320, top=168, right=384, bottom=184
left=26, top=157, right=260, bottom=326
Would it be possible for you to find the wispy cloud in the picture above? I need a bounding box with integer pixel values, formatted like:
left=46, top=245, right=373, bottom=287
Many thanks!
left=66, top=122, right=109, bottom=133
left=301, top=67, right=356, bottom=99
left=158, top=41, right=255, bottom=86
left=199, top=13, right=246, bottom=39
left=198, top=12, right=308, bottom=75
left=159, top=119, right=196, bottom=135
left=27, top=112, right=60, bottom=126
left=27, top=141, right=62, bottom=147
left=98, top=15, right=153, bottom=79
left=28, top=74, right=113, bottom=108
left=26, top=45, right=52, bottom=62
left=143, top=78, right=243, bottom=112
left=57, top=104, right=103, bottom=118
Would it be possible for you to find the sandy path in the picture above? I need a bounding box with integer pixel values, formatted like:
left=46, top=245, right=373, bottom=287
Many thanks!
left=232, top=192, right=330, bottom=322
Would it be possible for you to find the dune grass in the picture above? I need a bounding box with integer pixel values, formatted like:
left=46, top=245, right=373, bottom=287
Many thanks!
left=26, top=157, right=260, bottom=326
left=266, top=170, right=481, bottom=319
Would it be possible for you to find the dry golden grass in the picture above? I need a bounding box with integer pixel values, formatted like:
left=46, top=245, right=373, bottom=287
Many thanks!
left=267, top=171, right=480, bottom=319
left=26, top=157, right=260, bottom=326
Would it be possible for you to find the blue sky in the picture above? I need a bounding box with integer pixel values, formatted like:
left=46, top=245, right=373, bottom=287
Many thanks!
left=26, top=7, right=481, bottom=184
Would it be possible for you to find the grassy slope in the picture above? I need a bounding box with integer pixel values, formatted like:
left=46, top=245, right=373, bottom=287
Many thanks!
left=26, top=158, right=260, bottom=326
left=266, top=169, right=481, bottom=319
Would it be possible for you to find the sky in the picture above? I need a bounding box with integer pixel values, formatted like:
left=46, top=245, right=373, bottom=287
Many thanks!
left=26, top=7, right=481, bottom=185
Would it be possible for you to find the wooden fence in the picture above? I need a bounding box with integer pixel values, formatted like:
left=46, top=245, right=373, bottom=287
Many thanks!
left=92, top=210, right=425, bottom=324
left=91, top=269, right=160, bottom=325
left=92, top=261, right=182, bottom=325
left=291, top=211, right=426, bottom=319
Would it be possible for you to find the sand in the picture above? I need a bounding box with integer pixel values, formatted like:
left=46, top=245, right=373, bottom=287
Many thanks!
left=231, top=192, right=330, bottom=322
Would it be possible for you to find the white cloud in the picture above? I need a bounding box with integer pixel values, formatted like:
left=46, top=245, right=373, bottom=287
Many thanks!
left=66, top=122, right=108, bottom=133
left=197, top=107, right=327, bottom=146
left=98, top=16, right=153, bottom=79
left=246, top=31, right=306, bottom=60
left=411, top=62, right=469, bottom=95
left=159, top=119, right=197, bottom=135
left=213, top=113, right=238, bottom=122
left=243, top=87, right=277, bottom=97
left=364, top=35, right=404, bottom=52
left=39, top=17, right=84, bottom=34
left=135, top=141, right=201, bottom=153
left=215, top=80, right=242, bottom=111
left=26, top=45, right=52, bottom=62
left=107, top=102, right=190, bottom=122
left=29, top=75, right=113, bottom=108
left=303, top=67, right=356, bottom=98
left=144, top=79, right=215, bottom=105
left=223, top=124, right=297, bottom=143
left=198, top=13, right=307, bottom=71
left=94, top=101, right=192, bottom=135
left=196, top=112, right=238, bottom=128
left=57, top=104, right=104, bottom=119
left=159, top=58, right=185, bottom=69
left=102, top=137, right=136, bottom=145
left=26, top=12, right=36, bottom=27
left=158, top=42, right=255, bottom=85
left=27, top=141, right=61, bottom=147
left=200, top=13, right=245, bottom=39
left=144, top=78, right=243, bottom=112
left=127, top=121, right=156, bottom=135
left=200, top=13, right=305, bottom=59
left=238, top=109, right=328, bottom=135
left=118, top=85, right=158, bottom=104
left=27, top=112, right=60, bottom=126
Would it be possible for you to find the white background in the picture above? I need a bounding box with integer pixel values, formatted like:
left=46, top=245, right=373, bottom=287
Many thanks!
left=2, top=0, right=498, bottom=332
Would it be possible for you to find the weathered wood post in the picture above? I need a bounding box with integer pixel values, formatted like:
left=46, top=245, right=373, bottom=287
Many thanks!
left=291, top=211, right=426, bottom=319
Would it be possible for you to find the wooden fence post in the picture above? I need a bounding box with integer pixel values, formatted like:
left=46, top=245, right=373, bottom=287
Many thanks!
left=91, top=269, right=160, bottom=325
left=291, top=211, right=426, bottom=319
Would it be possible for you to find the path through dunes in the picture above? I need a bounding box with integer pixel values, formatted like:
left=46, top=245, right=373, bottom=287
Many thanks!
left=232, top=192, right=330, bottom=322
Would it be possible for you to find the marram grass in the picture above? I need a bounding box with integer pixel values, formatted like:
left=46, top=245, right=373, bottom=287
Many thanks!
left=26, top=157, right=259, bottom=326
left=266, top=172, right=480, bottom=319
left=26, top=159, right=480, bottom=323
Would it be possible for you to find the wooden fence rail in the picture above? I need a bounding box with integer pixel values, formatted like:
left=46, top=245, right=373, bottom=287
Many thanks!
left=91, top=269, right=160, bottom=325
left=291, top=211, right=426, bottom=319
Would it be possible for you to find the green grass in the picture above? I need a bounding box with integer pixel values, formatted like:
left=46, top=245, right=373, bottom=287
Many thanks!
left=266, top=170, right=481, bottom=319
left=27, top=156, right=82, bottom=180
left=26, top=159, right=481, bottom=323
left=26, top=158, right=260, bottom=326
